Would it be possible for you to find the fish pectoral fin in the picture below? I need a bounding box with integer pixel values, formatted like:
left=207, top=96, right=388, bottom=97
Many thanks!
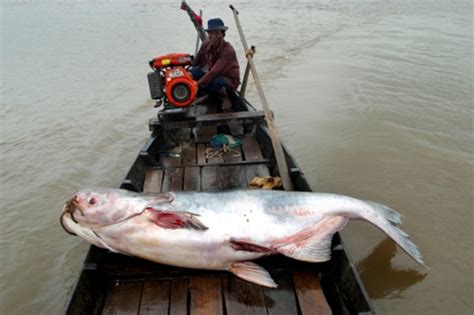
left=91, top=231, right=121, bottom=253
left=229, top=261, right=278, bottom=288
left=277, top=215, right=348, bottom=263
left=229, top=239, right=276, bottom=254
left=145, top=208, right=208, bottom=231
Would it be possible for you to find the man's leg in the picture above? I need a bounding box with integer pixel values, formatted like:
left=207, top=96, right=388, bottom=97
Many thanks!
left=206, top=77, right=234, bottom=111
left=217, top=87, right=232, bottom=111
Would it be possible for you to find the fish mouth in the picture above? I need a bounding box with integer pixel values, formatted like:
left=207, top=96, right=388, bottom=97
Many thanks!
left=60, top=200, right=79, bottom=236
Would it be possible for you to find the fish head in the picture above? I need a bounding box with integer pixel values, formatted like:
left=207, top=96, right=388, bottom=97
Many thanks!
left=62, top=188, right=148, bottom=229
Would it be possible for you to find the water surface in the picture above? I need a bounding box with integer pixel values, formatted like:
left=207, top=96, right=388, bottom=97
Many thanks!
left=1, top=1, right=472, bottom=314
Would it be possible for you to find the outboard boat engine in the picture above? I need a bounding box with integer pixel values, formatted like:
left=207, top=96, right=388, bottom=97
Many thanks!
left=147, top=53, right=198, bottom=108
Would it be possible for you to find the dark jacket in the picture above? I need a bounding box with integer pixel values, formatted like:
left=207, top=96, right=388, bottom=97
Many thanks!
left=193, top=40, right=240, bottom=90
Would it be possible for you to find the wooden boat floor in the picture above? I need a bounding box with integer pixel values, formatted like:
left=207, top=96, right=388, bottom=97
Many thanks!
left=98, top=131, right=332, bottom=314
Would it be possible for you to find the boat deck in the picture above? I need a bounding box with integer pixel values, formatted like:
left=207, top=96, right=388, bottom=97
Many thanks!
left=110, top=126, right=329, bottom=314
left=99, top=106, right=332, bottom=314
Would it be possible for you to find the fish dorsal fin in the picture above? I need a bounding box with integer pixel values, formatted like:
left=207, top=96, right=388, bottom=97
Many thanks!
left=229, top=261, right=277, bottom=288
left=145, top=207, right=208, bottom=231
left=277, top=215, right=348, bottom=263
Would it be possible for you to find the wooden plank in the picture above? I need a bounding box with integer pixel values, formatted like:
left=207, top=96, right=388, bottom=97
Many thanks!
left=161, top=144, right=182, bottom=168
left=227, top=121, right=244, bottom=136
left=197, top=143, right=207, bottom=165
left=201, top=165, right=248, bottom=191
left=201, top=166, right=220, bottom=192
left=143, top=169, right=163, bottom=194
left=139, top=280, right=171, bottom=315
left=184, top=103, right=198, bottom=118
left=173, top=127, right=192, bottom=142
left=293, top=270, right=332, bottom=315
left=184, top=167, right=201, bottom=191
left=241, top=135, right=263, bottom=161
left=162, top=167, right=184, bottom=192
left=193, top=104, right=217, bottom=143
left=195, top=103, right=210, bottom=116
left=219, top=165, right=248, bottom=190
left=169, top=278, right=189, bottom=315
left=195, top=110, right=265, bottom=122
left=263, top=272, right=298, bottom=315
left=186, top=159, right=269, bottom=168
left=222, top=276, right=266, bottom=315
left=189, top=276, right=223, bottom=315
left=102, top=281, right=143, bottom=315
left=66, top=269, right=106, bottom=315
left=182, top=140, right=196, bottom=164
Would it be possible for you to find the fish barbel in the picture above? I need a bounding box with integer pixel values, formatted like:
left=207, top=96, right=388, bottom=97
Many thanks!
left=61, top=188, right=424, bottom=287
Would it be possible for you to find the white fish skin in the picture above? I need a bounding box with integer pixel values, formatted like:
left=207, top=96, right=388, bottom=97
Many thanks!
left=61, top=188, right=424, bottom=287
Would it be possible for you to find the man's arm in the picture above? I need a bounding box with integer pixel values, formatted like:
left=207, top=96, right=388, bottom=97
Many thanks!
left=198, top=48, right=236, bottom=87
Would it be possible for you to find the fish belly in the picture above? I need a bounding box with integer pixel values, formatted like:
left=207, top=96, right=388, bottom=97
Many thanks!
left=95, top=217, right=268, bottom=270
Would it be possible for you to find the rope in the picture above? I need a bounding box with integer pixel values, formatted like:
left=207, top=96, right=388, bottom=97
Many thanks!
left=245, top=47, right=256, bottom=58
left=205, top=144, right=241, bottom=159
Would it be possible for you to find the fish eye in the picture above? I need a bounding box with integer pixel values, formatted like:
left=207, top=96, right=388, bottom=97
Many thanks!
left=89, top=197, right=98, bottom=205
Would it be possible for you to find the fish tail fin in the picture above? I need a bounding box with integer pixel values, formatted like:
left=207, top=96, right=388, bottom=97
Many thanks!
left=357, top=200, right=425, bottom=266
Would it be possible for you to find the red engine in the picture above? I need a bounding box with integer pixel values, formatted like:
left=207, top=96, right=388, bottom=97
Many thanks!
left=147, top=53, right=198, bottom=108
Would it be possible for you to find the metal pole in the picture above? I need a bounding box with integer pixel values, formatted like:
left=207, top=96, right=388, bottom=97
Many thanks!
left=230, top=5, right=293, bottom=191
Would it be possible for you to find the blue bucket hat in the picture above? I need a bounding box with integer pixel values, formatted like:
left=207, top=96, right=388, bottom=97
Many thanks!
left=205, top=18, right=228, bottom=32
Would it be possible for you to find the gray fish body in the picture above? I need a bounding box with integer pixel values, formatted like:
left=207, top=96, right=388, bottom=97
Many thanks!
left=61, top=188, right=424, bottom=287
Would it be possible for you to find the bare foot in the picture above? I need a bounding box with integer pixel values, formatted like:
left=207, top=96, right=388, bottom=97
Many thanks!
left=221, top=97, right=232, bottom=111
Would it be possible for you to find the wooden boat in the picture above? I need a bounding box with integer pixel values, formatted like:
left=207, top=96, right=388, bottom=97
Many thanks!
left=64, top=90, right=376, bottom=314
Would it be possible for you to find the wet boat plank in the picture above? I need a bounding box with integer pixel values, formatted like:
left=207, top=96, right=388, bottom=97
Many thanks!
left=293, top=270, right=332, bottom=315
left=222, top=277, right=267, bottom=315
left=162, top=167, right=184, bottom=192
left=160, top=144, right=182, bottom=168
left=201, top=166, right=220, bottom=192
left=196, top=143, right=206, bottom=165
left=219, top=165, right=248, bottom=189
left=143, top=169, right=163, bottom=194
left=169, top=278, right=189, bottom=315
left=139, top=280, right=171, bottom=315
left=189, top=276, right=223, bottom=315
left=102, top=282, right=143, bottom=315
left=263, top=272, right=298, bottom=315
left=193, top=103, right=217, bottom=143
left=184, top=166, right=201, bottom=191
left=241, top=134, right=264, bottom=161
left=182, top=140, right=196, bottom=164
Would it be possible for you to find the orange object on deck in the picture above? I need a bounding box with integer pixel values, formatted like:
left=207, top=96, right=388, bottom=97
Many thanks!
left=148, top=53, right=197, bottom=107
left=164, top=66, right=197, bottom=107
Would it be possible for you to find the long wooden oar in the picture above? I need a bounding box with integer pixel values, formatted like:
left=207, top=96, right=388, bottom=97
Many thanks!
left=230, top=5, right=294, bottom=191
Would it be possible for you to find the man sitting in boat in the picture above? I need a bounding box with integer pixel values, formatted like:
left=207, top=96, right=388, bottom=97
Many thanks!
left=190, top=18, right=240, bottom=111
